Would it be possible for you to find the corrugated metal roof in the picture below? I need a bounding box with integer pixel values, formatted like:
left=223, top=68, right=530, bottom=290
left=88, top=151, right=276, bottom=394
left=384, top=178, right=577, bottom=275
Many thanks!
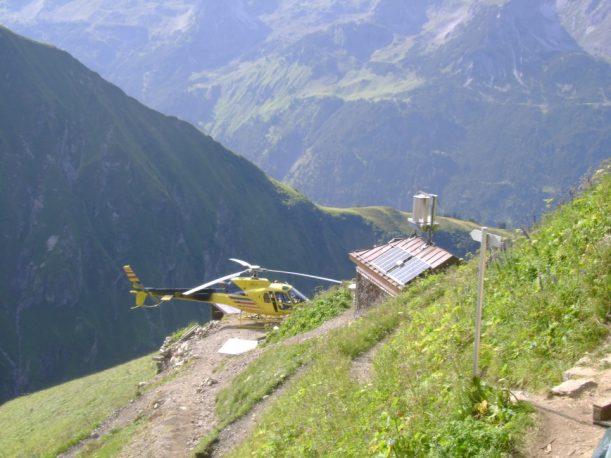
left=349, top=236, right=458, bottom=295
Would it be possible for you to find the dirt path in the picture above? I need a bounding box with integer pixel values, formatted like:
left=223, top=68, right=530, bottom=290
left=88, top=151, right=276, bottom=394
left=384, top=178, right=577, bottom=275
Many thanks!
left=61, top=308, right=359, bottom=458
left=59, top=319, right=267, bottom=458
left=116, top=321, right=269, bottom=458
left=350, top=336, right=387, bottom=385
left=519, top=353, right=611, bottom=457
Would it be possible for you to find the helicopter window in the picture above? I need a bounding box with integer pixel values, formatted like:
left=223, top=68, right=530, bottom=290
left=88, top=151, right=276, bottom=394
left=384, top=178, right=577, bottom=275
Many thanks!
left=276, top=292, right=289, bottom=303
left=275, top=292, right=292, bottom=310
left=263, top=293, right=270, bottom=303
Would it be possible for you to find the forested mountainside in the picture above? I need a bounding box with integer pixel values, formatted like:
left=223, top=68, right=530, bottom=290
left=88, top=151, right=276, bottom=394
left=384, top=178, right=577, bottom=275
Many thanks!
left=0, top=26, right=478, bottom=404
left=1, top=0, right=609, bottom=225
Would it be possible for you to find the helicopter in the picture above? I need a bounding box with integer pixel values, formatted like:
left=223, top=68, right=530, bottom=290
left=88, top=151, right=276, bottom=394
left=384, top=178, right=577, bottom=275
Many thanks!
left=123, top=258, right=342, bottom=318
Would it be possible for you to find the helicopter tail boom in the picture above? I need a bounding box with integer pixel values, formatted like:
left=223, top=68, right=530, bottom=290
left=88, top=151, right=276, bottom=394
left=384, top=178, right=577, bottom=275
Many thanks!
left=124, top=265, right=220, bottom=308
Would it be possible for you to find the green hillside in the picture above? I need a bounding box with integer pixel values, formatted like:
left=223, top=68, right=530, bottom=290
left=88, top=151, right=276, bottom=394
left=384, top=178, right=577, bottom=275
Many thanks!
left=1, top=164, right=607, bottom=456
left=219, top=163, right=609, bottom=456
left=175, top=1, right=611, bottom=226
left=0, top=25, right=479, bottom=404
left=0, top=355, right=157, bottom=457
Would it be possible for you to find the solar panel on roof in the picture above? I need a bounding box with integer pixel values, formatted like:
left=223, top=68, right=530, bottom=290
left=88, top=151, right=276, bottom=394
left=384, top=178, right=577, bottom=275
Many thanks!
left=388, top=258, right=430, bottom=285
left=371, top=246, right=408, bottom=273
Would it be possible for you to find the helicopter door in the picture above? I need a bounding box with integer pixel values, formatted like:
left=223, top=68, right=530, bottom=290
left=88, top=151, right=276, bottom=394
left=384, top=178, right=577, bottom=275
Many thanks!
left=265, top=293, right=278, bottom=313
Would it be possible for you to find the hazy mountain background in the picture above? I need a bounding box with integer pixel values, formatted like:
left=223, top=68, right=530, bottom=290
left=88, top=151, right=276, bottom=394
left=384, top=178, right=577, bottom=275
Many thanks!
left=1, top=0, right=609, bottom=225
left=0, top=25, right=481, bottom=403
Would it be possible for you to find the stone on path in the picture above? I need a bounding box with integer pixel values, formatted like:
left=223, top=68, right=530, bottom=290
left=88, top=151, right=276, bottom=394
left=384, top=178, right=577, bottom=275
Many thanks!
left=551, top=379, right=597, bottom=398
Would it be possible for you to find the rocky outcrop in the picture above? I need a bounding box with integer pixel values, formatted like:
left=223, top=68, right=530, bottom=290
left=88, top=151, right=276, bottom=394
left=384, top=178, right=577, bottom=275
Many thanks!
left=154, top=321, right=221, bottom=373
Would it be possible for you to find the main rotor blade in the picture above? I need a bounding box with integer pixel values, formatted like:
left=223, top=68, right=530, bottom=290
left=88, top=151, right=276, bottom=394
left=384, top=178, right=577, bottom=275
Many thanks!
left=184, top=270, right=248, bottom=296
left=263, top=269, right=342, bottom=284
left=229, top=258, right=256, bottom=268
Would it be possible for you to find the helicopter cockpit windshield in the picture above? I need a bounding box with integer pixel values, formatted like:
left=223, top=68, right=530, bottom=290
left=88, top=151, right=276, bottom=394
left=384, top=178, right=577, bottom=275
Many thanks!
left=288, top=288, right=307, bottom=303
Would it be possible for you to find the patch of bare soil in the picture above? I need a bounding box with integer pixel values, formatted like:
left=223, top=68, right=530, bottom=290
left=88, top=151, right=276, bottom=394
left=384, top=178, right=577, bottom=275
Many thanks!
left=117, top=320, right=269, bottom=458
left=519, top=353, right=611, bottom=457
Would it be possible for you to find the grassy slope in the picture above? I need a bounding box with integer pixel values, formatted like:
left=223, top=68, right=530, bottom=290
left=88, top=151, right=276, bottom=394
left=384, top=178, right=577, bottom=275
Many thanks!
left=224, top=166, right=610, bottom=456
left=0, top=167, right=606, bottom=456
left=0, top=355, right=156, bottom=457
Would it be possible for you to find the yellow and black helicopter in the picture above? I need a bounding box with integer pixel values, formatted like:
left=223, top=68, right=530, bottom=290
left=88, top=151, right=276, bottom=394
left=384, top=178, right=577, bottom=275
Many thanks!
left=123, top=258, right=341, bottom=318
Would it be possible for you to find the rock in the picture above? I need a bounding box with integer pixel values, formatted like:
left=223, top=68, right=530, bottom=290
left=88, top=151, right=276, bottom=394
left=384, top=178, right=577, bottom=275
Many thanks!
left=196, top=377, right=218, bottom=392
left=551, top=379, right=597, bottom=397
left=593, top=400, right=611, bottom=422
left=204, top=377, right=217, bottom=386
left=563, top=366, right=597, bottom=381
left=138, top=381, right=147, bottom=388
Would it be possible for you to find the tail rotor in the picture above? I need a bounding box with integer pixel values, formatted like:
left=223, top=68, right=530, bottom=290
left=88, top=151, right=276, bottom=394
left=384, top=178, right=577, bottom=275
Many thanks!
left=123, top=265, right=161, bottom=308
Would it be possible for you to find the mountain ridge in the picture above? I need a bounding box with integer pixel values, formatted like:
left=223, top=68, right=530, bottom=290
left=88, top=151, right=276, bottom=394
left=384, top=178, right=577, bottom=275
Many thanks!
left=3, top=0, right=607, bottom=225
left=0, top=24, right=480, bottom=404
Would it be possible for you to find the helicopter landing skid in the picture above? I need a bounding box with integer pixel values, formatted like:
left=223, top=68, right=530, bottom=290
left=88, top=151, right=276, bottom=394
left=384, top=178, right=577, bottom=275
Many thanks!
left=236, top=313, right=283, bottom=329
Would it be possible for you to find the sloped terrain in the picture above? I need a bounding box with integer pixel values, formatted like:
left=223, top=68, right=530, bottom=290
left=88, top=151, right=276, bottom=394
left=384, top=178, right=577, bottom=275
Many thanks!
left=217, top=163, right=610, bottom=456
left=1, top=164, right=607, bottom=457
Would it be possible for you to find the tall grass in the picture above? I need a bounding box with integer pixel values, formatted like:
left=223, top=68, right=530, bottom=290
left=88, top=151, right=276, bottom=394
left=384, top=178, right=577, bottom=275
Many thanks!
left=224, top=168, right=609, bottom=457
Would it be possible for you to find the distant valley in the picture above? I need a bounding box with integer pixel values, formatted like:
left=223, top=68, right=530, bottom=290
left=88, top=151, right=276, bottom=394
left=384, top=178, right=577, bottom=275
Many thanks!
left=1, top=0, right=609, bottom=225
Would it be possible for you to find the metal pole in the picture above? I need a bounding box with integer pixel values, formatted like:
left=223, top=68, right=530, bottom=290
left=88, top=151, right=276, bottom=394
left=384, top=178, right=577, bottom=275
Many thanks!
left=473, top=226, right=488, bottom=378
left=428, top=195, right=436, bottom=244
